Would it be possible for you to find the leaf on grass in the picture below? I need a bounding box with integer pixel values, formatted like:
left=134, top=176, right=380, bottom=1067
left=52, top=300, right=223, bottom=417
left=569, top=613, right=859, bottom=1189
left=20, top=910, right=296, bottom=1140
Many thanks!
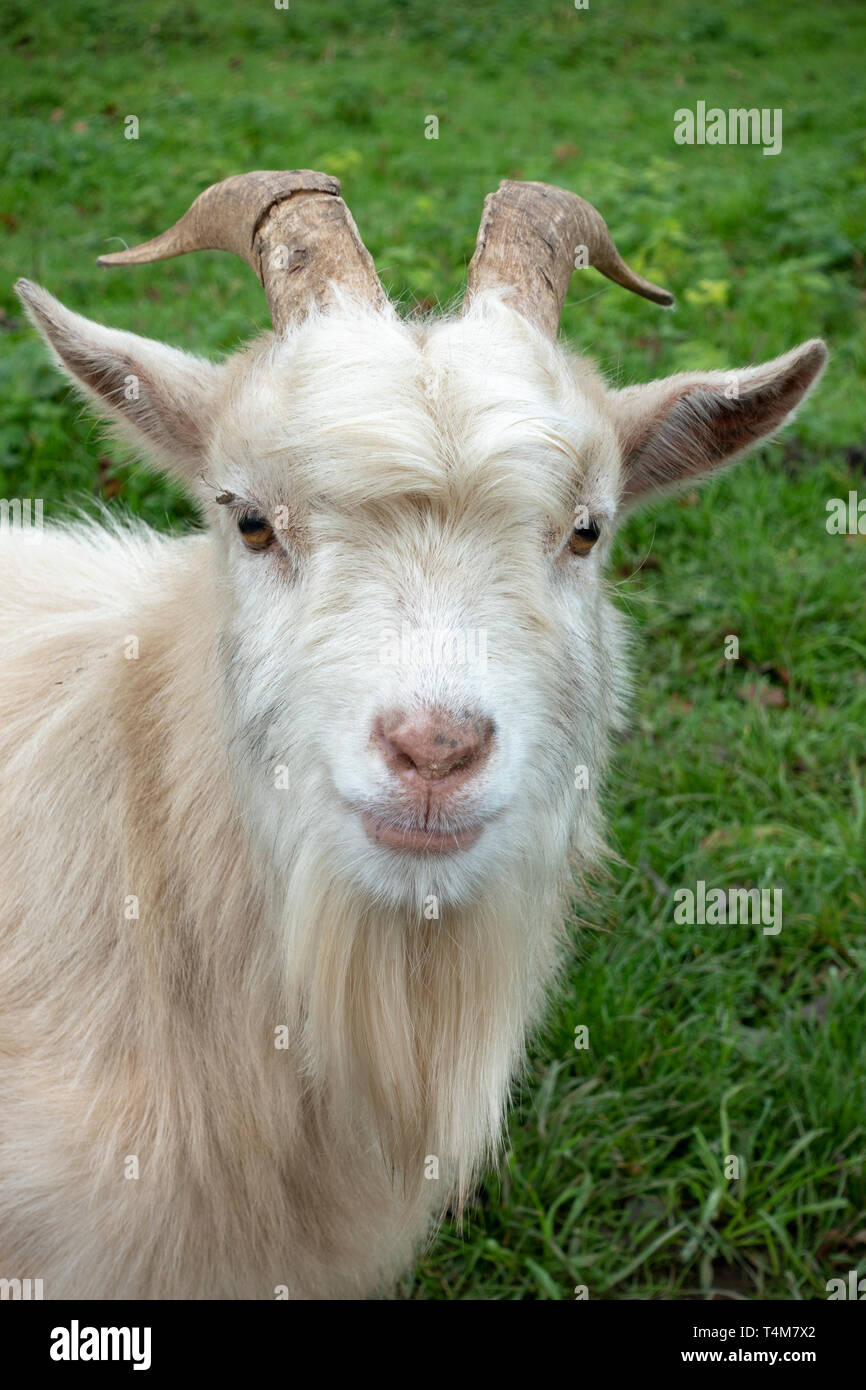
left=738, top=681, right=787, bottom=708
left=96, top=454, right=122, bottom=500
left=758, top=662, right=790, bottom=687
left=700, top=827, right=734, bottom=850
left=794, top=992, right=832, bottom=1024
left=816, top=1228, right=866, bottom=1259
left=667, top=694, right=693, bottom=713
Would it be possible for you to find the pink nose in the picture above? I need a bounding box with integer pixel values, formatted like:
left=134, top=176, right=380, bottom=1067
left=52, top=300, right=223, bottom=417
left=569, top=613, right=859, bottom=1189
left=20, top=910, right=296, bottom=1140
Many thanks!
left=374, top=709, right=495, bottom=790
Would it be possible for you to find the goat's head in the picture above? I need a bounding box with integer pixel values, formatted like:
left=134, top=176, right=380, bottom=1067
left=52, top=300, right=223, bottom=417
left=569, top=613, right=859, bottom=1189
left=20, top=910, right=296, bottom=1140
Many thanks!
left=16, top=172, right=827, bottom=914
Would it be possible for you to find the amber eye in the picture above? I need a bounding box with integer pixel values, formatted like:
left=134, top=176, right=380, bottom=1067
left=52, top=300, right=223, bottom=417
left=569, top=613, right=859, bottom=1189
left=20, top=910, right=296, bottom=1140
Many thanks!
left=237, top=510, right=274, bottom=552
left=568, top=519, right=601, bottom=556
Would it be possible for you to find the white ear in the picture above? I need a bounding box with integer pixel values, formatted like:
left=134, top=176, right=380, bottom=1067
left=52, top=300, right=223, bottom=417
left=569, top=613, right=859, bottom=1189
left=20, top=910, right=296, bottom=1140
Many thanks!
left=16, top=278, right=224, bottom=479
left=611, top=339, right=828, bottom=512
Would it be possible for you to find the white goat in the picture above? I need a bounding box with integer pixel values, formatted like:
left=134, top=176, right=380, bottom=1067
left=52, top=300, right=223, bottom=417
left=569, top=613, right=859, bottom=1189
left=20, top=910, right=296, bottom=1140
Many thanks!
left=1, top=171, right=826, bottom=1299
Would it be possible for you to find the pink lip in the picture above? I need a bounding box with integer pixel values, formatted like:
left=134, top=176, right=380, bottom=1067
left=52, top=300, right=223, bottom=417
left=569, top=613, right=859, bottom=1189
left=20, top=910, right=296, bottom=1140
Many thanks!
left=361, top=811, right=484, bottom=854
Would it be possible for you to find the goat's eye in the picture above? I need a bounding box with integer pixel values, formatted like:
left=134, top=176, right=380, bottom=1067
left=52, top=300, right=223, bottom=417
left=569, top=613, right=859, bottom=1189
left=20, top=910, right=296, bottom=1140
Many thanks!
left=237, top=511, right=274, bottom=552
left=568, top=520, right=601, bottom=556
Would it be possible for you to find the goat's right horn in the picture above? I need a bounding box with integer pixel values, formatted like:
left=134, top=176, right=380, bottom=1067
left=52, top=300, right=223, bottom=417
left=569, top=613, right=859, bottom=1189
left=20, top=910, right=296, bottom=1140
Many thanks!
left=97, top=170, right=389, bottom=332
left=462, top=180, right=674, bottom=338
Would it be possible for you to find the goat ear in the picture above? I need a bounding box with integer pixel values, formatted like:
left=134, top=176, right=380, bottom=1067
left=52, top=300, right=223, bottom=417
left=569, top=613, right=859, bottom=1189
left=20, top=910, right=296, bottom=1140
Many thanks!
left=15, top=279, right=223, bottom=478
left=612, top=339, right=828, bottom=511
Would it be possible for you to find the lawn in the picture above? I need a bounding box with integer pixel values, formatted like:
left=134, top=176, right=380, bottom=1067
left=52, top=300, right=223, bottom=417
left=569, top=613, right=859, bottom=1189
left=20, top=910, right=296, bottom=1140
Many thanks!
left=2, top=0, right=864, bottom=1299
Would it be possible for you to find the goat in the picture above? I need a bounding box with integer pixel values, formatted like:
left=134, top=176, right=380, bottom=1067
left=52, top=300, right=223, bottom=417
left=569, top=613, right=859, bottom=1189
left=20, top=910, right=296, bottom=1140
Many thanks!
left=1, top=171, right=827, bottom=1298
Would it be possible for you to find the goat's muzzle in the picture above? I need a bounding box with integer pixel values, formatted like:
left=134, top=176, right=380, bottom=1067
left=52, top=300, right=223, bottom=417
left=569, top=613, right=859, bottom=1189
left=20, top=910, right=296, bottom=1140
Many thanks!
left=360, top=707, right=496, bottom=854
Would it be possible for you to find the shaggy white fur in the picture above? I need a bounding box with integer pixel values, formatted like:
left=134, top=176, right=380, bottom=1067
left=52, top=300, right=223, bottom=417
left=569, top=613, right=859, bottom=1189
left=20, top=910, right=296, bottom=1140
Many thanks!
left=0, top=278, right=826, bottom=1298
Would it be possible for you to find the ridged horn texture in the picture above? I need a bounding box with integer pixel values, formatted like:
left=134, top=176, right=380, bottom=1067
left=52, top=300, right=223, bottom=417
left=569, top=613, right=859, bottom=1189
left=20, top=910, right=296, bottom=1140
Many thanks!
left=97, top=170, right=389, bottom=331
left=463, top=180, right=674, bottom=337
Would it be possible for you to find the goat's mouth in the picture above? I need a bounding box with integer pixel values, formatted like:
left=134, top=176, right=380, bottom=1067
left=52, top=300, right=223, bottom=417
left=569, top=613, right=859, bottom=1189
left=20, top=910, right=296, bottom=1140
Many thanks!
left=360, top=811, right=484, bottom=854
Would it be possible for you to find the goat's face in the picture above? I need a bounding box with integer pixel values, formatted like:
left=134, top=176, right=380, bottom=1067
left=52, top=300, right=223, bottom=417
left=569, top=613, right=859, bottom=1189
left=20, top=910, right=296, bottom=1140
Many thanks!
left=209, top=301, right=623, bottom=910
left=16, top=171, right=827, bottom=915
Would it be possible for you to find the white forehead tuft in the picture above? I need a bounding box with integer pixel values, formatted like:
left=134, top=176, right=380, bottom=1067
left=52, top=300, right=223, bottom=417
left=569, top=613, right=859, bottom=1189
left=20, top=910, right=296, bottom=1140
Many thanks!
left=208, top=294, right=621, bottom=519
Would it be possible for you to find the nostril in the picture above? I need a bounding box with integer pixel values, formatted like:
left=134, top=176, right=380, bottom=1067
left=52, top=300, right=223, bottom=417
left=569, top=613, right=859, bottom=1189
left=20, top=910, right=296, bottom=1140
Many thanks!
left=375, top=710, right=495, bottom=783
left=391, top=748, right=417, bottom=774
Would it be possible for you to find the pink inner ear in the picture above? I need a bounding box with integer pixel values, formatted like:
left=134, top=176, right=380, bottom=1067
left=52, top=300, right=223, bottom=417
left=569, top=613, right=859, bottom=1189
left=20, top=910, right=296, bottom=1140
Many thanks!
left=17, top=279, right=219, bottom=469
left=617, top=340, right=828, bottom=507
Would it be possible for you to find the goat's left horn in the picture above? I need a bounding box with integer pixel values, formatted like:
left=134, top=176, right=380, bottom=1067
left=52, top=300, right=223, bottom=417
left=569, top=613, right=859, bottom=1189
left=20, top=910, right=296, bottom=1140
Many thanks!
left=462, top=180, right=674, bottom=337
left=97, top=170, right=389, bottom=331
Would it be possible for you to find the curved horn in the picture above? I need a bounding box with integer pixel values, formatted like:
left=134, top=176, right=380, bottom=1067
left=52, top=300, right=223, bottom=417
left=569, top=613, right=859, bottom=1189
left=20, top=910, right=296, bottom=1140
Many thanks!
left=97, top=170, right=389, bottom=331
left=462, top=180, right=674, bottom=337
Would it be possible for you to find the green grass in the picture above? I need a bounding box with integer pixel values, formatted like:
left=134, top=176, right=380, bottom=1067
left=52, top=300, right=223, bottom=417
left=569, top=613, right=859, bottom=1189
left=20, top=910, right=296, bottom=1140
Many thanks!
left=2, top=0, right=865, bottom=1300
